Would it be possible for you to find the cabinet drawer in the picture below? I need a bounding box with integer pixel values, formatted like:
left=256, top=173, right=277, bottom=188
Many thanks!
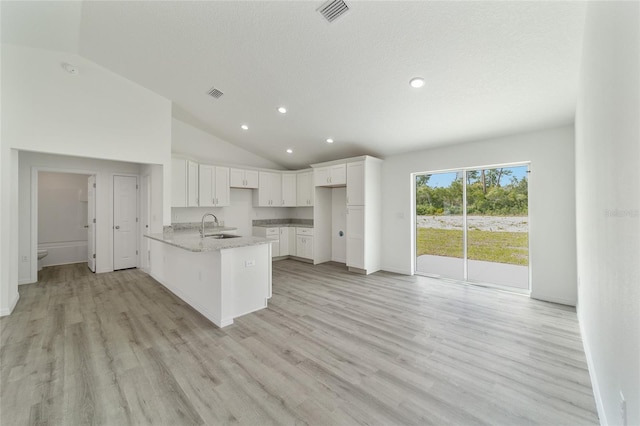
left=296, top=227, right=313, bottom=236
left=265, top=227, right=279, bottom=236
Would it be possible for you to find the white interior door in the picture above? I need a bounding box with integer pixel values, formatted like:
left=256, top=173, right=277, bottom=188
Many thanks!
left=87, top=175, right=96, bottom=272
left=114, top=175, right=138, bottom=270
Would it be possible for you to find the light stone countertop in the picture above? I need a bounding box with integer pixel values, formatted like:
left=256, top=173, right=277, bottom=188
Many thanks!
left=145, top=231, right=271, bottom=252
left=252, top=224, right=313, bottom=229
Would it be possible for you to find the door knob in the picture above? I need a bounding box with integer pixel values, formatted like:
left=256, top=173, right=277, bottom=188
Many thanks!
left=115, top=226, right=120, bottom=229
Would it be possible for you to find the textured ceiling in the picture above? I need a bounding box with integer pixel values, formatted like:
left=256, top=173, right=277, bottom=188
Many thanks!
left=2, top=1, right=587, bottom=169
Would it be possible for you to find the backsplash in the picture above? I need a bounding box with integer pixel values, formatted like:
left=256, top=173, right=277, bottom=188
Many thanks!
left=252, top=218, right=313, bottom=226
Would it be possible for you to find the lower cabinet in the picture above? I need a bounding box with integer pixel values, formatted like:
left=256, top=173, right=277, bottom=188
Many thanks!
left=279, top=227, right=296, bottom=257
left=296, top=227, right=314, bottom=260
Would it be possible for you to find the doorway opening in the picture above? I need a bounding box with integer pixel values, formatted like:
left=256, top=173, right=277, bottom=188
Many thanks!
left=414, top=163, right=530, bottom=292
left=36, top=171, right=94, bottom=275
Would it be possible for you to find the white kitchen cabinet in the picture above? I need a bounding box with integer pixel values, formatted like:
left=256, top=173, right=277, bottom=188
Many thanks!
left=346, top=161, right=365, bottom=206
left=282, top=174, right=297, bottom=207
left=199, top=165, right=230, bottom=207
left=296, top=171, right=314, bottom=206
left=230, top=168, right=259, bottom=189
left=279, top=227, right=296, bottom=256
left=254, top=172, right=282, bottom=207
left=187, top=160, right=199, bottom=207
left=314, top=164, right=346, bottom=187
left=171, top=158, right=199, bottom=207
left=296, top=229, right=314, bottom=260
left=171, top=157, right=187, bottom=207
left=312, top=155, right=382, bottom=274
left=253, top=226, right=280, bottom=257
left=346, top=206, right=365, bottom=269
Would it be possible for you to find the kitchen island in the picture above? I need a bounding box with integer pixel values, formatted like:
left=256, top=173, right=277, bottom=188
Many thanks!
left=145, top=229, right=272, bottom=328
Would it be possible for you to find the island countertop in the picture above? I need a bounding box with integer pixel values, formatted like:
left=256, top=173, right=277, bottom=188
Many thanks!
left=145, top=231, right=271, bottom=252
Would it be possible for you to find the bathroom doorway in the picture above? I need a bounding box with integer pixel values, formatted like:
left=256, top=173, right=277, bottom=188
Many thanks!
left=37, top=171, right=94, bottom=273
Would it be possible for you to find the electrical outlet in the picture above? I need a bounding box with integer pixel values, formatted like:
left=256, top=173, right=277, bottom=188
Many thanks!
left=620, top=391, right=627, bottom=426
left=245, top=260, right=255, bottom=267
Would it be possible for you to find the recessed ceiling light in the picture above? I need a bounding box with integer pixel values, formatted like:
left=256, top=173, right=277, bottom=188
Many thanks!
left=286, top=149, right=293, bottom=154
left=409, top=77, right=425, bottom=88
left=278, top=106, right=287, bottom=114
left=241, top=124, right=249, bottom=130
left=326, top=138, right=334, bottom=144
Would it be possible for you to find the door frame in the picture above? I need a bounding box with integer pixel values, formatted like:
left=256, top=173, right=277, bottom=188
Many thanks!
left=112, top=173, right=140, bottom=270
left=412, top=161, right=531, bottom=294
left=140, top=173, right=151, bottom=273
left=29, top=167, right=96, bottom=283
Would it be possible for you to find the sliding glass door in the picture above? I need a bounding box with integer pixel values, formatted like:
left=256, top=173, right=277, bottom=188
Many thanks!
left=415, top=172, right=464, bottom=280
left=415, top=164, right=529, bottom=291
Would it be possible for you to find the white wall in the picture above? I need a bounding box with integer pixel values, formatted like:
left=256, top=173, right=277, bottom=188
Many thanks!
left=19, top=152, right=145, bottom=282
left=38, top=172, right=90, bottom=267
left=575, top=3, right=639, bottom=425
left=1, top=44, right=171, bottom=314
left=172, top=118, right=283, bottom=170
left=381, top=125, right=577, bottom=305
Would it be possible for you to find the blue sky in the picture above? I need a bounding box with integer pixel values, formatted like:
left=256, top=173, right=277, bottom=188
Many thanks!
left=418, top=166, right=528, bottom=188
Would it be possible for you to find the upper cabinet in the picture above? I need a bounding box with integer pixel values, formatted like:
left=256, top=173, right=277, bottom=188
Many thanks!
left=254, top=172, right=282, bottom=207
left=186, top=160, right=199, bottom=207
left=314, top=164, right=346, bottom=187
left=346, top=161, right=364, bottom=206
left=199, top=165, right=230, bottom=207
left=172, top=158, right=199, bottom=207
left=230, top=168, right=259, bottom=189
left=282, top=173, right=297, bottom=207
left=296, top=171, right=314, bottom=206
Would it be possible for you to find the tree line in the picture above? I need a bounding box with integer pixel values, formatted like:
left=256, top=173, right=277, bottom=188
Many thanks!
left=416, top=169, right=528, bottom=216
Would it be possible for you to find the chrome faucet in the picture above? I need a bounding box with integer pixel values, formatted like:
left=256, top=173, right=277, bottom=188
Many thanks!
left=200, top=213, right=219, bottom=237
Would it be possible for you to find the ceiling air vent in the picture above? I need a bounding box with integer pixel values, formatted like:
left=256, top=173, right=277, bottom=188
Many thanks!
left=317, top=0, right=349, bottom=23
left=207, top=87, right=224, bottom=99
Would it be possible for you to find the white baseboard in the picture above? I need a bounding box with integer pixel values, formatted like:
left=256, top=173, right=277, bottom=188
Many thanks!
left=0, top=293, right=20, bottom=317
left=530, top=293, right=576, bottom=307
left=381, top=266, right=412, bottom=275
left=19, top=278, right=36, bottom=285
left=578, top=309, right=607, bottom=426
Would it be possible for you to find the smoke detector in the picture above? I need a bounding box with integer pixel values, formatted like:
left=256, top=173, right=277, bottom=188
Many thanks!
left=317, top=0, right=349, bottom=23
left=61, top=63, right=79, bottom=75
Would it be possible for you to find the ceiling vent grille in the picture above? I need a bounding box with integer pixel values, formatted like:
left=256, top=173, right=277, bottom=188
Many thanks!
left=317, top=0, right=349, bottom=23
left=207, top=87, right=224, bottom=99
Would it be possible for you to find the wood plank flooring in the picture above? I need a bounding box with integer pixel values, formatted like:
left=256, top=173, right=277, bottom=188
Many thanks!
left=1, top=260, right=598, bottom=425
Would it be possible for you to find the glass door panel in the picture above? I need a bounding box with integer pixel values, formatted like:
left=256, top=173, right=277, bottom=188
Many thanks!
left=415, top=172, right=464, bottom=280
left=465, top=166, right=529, bottom=290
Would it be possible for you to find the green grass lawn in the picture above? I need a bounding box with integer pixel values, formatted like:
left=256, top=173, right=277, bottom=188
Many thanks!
left=416, top=227, right=528, bottom=266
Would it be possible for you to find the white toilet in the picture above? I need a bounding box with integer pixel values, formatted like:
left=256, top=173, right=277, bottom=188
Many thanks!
left=37, top=249, right=48, bottom=271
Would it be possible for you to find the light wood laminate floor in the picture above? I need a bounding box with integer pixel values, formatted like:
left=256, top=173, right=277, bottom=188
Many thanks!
left=1, top=261, right=598, bottom=425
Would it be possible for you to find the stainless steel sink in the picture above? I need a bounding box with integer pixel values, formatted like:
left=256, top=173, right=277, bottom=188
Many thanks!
left=206, top=233, right=241, bottom=239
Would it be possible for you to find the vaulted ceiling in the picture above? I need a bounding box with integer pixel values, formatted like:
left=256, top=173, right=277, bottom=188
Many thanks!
left=2, top=1, right=586, bottom=169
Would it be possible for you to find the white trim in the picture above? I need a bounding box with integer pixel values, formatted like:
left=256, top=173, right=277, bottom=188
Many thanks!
left=382, top=266, right=412, bottom=275
left=0, top=293, right=20, bottom=316
left=578, top=309, right=607, bottom=425
left=530, top=293, right=576, bottom=307
left=31, top=167, right=96, bottom=283
left=19, top=278, right=35, bottom=285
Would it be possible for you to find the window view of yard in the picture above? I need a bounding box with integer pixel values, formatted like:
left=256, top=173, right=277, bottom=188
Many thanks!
left=416, top=167, right=528, bottom=267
